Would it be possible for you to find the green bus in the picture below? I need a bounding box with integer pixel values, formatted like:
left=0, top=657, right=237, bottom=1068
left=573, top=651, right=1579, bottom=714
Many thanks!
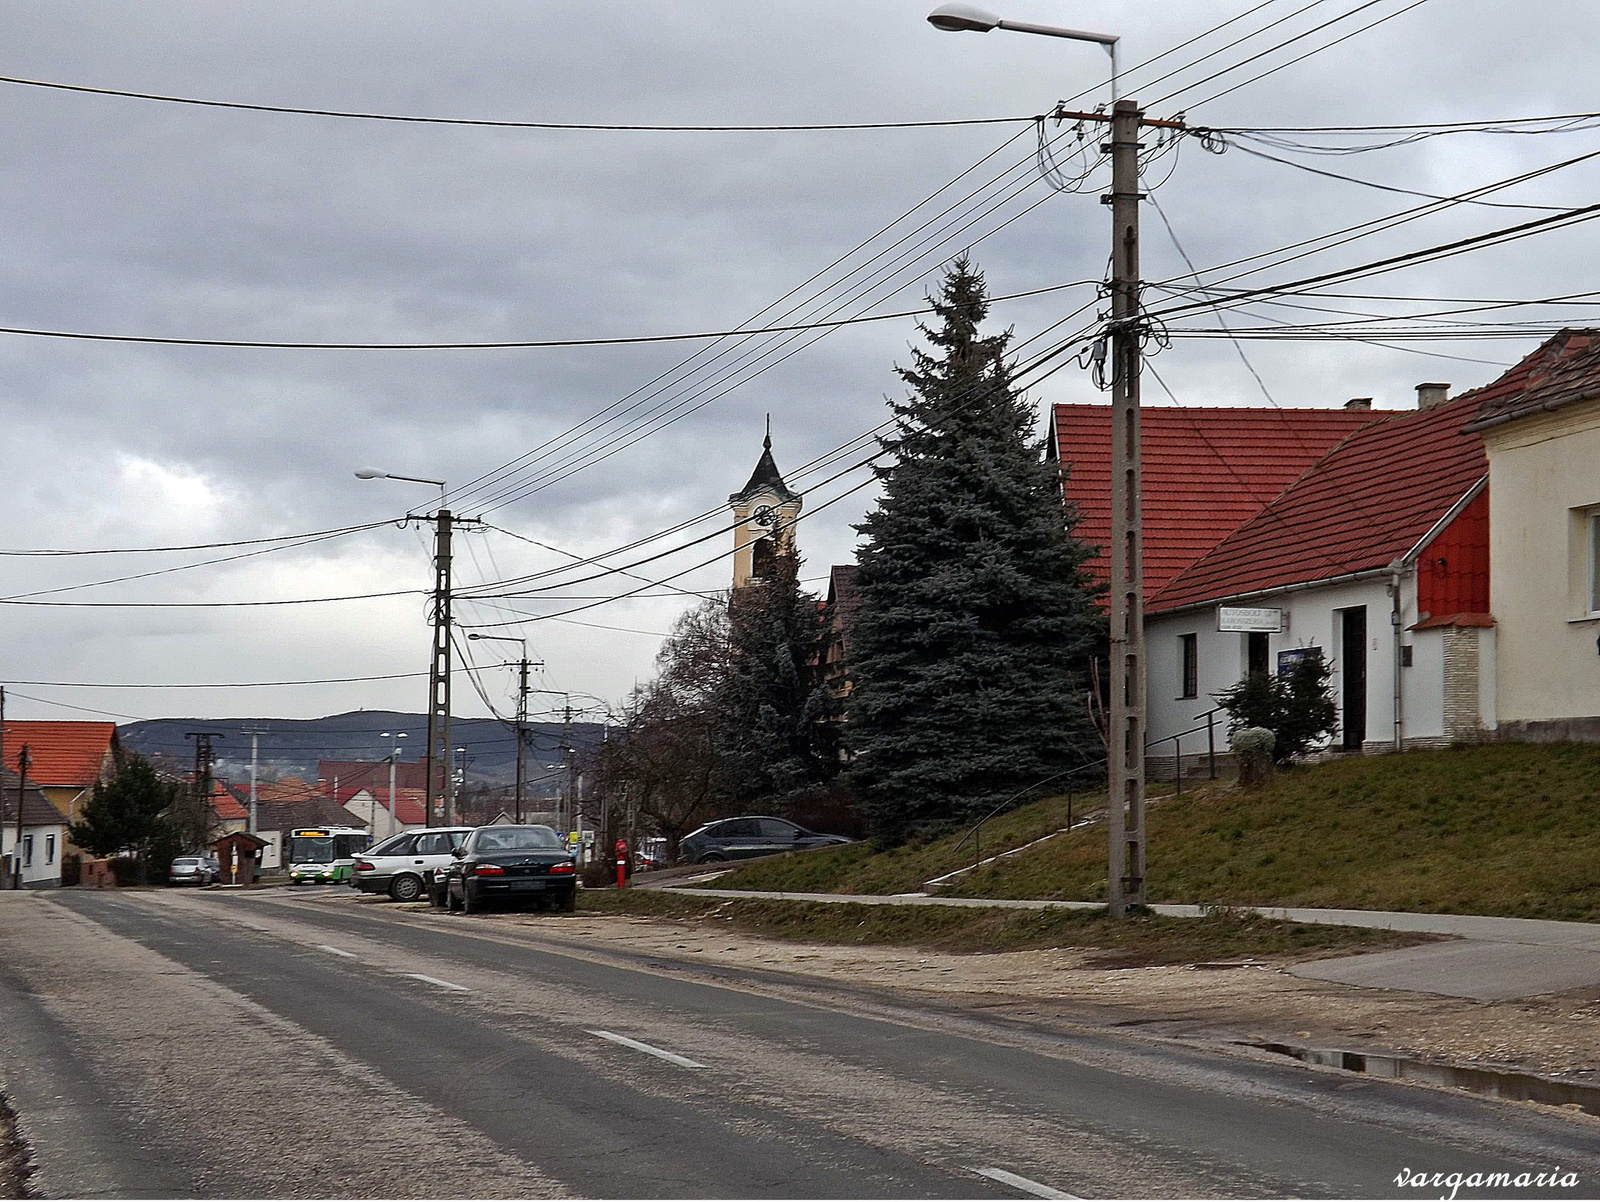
left=285, top=826, right=372, bottom=885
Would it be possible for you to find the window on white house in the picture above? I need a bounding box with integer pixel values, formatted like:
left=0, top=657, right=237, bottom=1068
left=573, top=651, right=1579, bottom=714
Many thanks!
left=1592, top=512, right=1600, bottom=614
left=1179, top=634, right=1198, bottom=699
left=22, top=835, right=33, bottom=867
left=45, top=834, right=55, bottom=864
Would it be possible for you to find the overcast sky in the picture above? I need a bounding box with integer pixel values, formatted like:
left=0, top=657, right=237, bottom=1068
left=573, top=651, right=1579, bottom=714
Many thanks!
left=4, top=0, right=1598, bottom=730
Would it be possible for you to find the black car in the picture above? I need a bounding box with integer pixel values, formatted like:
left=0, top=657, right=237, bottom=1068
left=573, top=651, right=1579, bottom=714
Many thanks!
left=678, top=816, right=851, bottom=864
left=444, top=825, right=577, bottom=914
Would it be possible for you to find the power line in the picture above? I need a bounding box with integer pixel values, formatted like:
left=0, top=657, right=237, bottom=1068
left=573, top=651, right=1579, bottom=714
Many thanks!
left=0, top=73, right=1035, bottom=132
left=0, top=281, right=1084, bottom=352
left=1, top=672, right=426, bottom=688
left=0, top=520, right=396, bottom=556
left=1151, top=0, right=1432, bottom=110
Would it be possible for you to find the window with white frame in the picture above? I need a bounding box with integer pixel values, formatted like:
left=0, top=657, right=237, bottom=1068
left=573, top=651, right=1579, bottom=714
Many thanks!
left=45, top=834, right=55, bottom=864
left=22, top=835, right=33, bottom=866
left=1592, top=511, right=1600, bottom=614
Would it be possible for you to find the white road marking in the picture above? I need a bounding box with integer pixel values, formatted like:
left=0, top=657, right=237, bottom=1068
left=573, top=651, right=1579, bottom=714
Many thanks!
left=587, top=1030, right=705, bottom=1069
left=970, top=1166, right=1080, bottom=1199
left=406, top=973, right=471, bottom=992
left=316, top=944, right=357, bottom=958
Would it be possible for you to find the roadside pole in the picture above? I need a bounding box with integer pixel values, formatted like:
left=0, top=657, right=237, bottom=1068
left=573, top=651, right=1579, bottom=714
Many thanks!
left=424, top=508, right=453, bottom=828
left=13, top=744, right=29, bottom=889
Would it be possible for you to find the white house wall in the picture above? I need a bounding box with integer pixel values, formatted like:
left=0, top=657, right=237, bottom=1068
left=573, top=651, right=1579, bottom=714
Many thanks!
left=1481, top=402, right=1600, bottom=735
left=1148, top=575, right=1431, bottom=757
left=1, top=824, right=65, bottom=886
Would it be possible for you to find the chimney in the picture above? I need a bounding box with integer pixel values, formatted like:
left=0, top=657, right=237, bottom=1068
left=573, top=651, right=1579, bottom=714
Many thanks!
left=1344, top=397, right=1373, bottom=411
left=1416, top=382, right=1451, bottom=410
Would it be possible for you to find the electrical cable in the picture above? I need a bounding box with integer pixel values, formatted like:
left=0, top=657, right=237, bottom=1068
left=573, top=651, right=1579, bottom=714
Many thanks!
left=0, top=672, right=426, bottom=688
left=0, top=280, right=1084, bottom=352
left=0, top=519, right=396, bottom=556
left=0, top=73, right=1036, bottom=132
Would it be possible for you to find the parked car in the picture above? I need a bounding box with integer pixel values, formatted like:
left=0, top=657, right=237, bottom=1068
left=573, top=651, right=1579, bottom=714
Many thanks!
left=353, top=827, right=474, bottom=902
left=168, top=854, right=220, bottom=886
left=443, top=824, right=576, bottom=914
left=678, top=816, right=851, bottom=864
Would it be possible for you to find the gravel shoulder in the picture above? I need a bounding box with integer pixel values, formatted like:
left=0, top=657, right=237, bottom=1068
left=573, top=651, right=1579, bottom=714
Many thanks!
left=466, top=900, right=1600, bottom=1079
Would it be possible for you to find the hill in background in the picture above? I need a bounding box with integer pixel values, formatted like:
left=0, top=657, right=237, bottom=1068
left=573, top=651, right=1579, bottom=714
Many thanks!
left=118, top=709, right=607, bottom=794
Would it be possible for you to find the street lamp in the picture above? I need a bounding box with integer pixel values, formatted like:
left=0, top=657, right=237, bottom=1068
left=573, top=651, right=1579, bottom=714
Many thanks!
left=379, top=731, right=407, bottom=839
left=355, top=464, right=454, bottom=827
left=926, top=3, right=1119, bottom=99
left=930, top=4, right=1147, bottom=918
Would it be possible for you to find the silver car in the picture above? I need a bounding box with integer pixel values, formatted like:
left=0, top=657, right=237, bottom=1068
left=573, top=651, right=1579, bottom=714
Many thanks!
left=168, top=854, right=219, bottom=886
left=352, top=827, right=474, bottom=902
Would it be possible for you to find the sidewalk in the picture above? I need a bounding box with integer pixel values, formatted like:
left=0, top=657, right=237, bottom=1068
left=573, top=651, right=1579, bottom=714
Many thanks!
left=657, top=884, right=1600, bottom=1000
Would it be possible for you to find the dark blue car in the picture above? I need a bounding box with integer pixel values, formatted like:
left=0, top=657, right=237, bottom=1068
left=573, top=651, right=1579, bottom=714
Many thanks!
left=679, top=816, right=851, bottom=864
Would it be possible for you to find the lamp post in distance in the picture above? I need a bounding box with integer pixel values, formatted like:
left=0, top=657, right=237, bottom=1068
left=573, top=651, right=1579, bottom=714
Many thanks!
left=466, top=633, right=543, bottom=822
left=379, top=731, right=407, bottom=839
left=355, top=464, right=464, bottom=827
left=925, top=3, right=1119, bottom=99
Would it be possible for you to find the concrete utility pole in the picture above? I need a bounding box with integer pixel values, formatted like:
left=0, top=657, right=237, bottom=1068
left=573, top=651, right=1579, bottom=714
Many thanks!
left=13, top=743, right=29, bottom=889
left=1105, top=97, right=1147, bottom=918
left=242, top=725, right=268, bottom=835
left=514, top=657, right=531, bottom=823
left=424, top=508, right=454, bottom=827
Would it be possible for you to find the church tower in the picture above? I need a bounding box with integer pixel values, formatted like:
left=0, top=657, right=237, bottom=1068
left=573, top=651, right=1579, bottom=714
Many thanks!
left=729, top=422, right=802, bottom=590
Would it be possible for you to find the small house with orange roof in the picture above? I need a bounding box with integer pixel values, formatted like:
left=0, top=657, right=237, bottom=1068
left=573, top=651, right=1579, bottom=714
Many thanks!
left=1142, top=380, right=1492, bottom=761
left=1, top=720, right=121, bottom=883
left=0, top=766, right=69, bottom=887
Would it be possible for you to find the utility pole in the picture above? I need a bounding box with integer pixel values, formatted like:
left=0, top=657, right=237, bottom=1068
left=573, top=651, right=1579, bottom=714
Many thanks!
left=424, top=508, right=454, bottom=828
left=184, top=732, right=225, bottom=851
left=1105, top=97, right=1147, bottom=918
left=515, top=656, right=530, bottom=823
left=13, top=744, right=29, bottom=889
left=561, top=699, right=574, bottom=841
left=242, top=724, right=268, bottom=835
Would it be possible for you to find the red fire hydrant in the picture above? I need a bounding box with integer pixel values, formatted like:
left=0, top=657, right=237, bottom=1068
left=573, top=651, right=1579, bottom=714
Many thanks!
left=615, top=838, right=628, bottom=890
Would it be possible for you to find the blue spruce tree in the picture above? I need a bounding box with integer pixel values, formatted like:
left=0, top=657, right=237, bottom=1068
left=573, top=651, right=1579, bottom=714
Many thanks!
left=846, top=259, right=1104, bottom=843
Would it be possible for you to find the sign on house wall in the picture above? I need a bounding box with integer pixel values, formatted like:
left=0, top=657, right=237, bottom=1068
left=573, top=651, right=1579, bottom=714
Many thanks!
left=1217, top=606, right=1286, bottom=633
left=1277, top=646, right=1321, bottom=677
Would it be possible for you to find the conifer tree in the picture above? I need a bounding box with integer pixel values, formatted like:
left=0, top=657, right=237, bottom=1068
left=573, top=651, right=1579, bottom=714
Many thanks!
left=718, top=551, right=837, bottom=800
left=846, top=259, right=1104, bottom=843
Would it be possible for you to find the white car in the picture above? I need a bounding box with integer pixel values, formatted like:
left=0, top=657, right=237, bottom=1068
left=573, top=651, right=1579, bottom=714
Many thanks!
left=168, top=854, right=220, bottom=886
left=352, top=827, right=474, bottom=902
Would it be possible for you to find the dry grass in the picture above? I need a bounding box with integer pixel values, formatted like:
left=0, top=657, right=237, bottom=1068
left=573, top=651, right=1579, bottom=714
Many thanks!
left=579, top=888, right=1434, bottom=963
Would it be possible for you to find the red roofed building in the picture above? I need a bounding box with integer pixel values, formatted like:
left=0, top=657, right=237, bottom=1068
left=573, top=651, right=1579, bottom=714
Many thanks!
left=1, top=720, right=121, bottom=883
left=1049, top=403, right=1379, bottom=600
left=0, top=720, right=119, bottom=825
left=1142, top=382, right=1493, bottom=760
left=318, top=758, right=426, bottom=806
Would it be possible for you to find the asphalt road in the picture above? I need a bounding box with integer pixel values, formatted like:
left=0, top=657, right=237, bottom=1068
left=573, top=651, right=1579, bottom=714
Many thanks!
left=1, top=888, right=1596, bottom=1199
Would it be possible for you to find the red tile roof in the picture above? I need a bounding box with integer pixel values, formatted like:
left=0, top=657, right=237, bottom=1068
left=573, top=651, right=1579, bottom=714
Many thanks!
left=1052, top=404, right=1379, bottom=601
left=208, top=780, right=248, bottom=821
left=1149, top=391, right=1489, bottom=613
left=1463, top=329, right=1600, bottom=431
left=0, top=721, right=117, bottom=788
left=319, top=758, right=426, bottom=802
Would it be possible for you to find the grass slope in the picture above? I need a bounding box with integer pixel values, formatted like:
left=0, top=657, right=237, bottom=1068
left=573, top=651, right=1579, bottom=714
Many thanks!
left=711, top=789, right=1163, bottom=896
left=717, top=743, right=1600, bottom=922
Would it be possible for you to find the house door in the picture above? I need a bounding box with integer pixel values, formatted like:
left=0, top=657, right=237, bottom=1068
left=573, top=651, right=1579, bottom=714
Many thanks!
left=1341, top=607, right=1368, bottom=751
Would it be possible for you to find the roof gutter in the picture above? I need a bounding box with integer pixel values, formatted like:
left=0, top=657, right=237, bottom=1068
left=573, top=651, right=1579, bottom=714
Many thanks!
left=1462, top=389, right=1600, bottom=433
